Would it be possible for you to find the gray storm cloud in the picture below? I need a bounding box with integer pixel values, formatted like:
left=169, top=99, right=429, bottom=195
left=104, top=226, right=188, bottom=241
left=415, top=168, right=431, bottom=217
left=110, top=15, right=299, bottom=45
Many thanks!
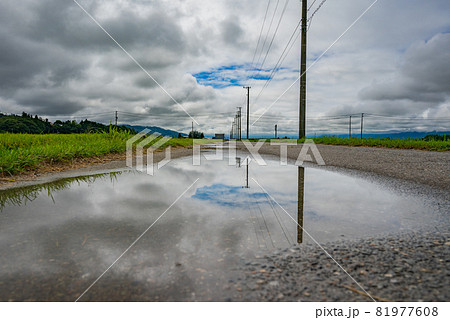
left=1, top=0, right=449, bottom=135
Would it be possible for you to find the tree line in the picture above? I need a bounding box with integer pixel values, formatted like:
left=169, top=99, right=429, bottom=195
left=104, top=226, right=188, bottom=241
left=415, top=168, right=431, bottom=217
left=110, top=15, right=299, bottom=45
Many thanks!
left=0, top=112, right=135, bottom=134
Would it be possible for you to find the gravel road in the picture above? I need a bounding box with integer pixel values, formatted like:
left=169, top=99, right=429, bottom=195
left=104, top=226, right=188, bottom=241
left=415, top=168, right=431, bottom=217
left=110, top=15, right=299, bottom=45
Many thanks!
left=230, top=227, right=449, bottom=301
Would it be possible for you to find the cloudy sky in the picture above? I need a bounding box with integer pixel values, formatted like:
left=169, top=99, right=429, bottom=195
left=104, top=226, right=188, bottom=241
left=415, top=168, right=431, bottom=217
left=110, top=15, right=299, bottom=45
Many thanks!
left=1, top=0, right=449, bottom=136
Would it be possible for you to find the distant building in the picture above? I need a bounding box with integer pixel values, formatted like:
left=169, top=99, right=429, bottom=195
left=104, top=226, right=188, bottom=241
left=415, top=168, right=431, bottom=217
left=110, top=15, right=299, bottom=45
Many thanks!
left=214, top=133, right=225, bottom=140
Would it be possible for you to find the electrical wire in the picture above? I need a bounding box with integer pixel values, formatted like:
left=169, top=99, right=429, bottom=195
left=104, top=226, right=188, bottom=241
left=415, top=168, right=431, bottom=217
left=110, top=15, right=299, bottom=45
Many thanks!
left=252, top=19, right=301, bottom=105
left=249, top=0, right=281, bottom=86
left=245, top=0, right=272, bottom=85
left=308, top=0, right=328, bottom=22
left=251, top=0, right=290, bottom=84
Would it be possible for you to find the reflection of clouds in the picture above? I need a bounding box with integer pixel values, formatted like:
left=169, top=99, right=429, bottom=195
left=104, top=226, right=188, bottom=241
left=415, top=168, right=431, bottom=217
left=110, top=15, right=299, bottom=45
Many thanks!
left=192, top=183, right=266, bottom=207
left=0, top=154, right=446, bottom=300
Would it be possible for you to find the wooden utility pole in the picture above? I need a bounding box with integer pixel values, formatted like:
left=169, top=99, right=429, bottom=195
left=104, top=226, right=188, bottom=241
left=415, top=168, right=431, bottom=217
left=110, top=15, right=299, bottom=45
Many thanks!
left=115, top=110, right=118, bottom=126
left=349, top=115, right=352, bottom=138
left=275, top=124, right=278, bottom=139
left=243, top=86, right=251, bottom=139
left=238, top=107, right=242, bottom=140
left=360, top=113, right=364, bottom=139
left=299, top=0, right=307, bottom=139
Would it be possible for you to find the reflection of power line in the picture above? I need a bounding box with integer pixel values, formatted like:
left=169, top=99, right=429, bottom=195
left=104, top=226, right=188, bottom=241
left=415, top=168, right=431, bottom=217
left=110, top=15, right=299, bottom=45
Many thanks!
left=244, top=188, right=267, bottom=250
left=253, top=193, right=276, bottom=248
left=264, top=192, right=293, bottom=245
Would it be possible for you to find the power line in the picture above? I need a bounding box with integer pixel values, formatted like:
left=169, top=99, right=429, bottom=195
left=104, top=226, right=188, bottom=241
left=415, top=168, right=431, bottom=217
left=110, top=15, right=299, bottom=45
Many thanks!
left=308, top=0, right=318, bottom=11
left=308, top=0, right=328, bottom=22
left=365, top=113, right=450, bottom=120
left=249, top=0, right=281, bottom=86
left=251, top=0, right=290, bottom=84
left=252, top=18, right=301, bottom=105
left=246, top=0, right=272, bottom=84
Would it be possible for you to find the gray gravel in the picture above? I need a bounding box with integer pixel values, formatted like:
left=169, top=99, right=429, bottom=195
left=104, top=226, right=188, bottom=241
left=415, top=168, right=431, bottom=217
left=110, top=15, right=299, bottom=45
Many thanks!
left=231, top=227, right=450, bottom=301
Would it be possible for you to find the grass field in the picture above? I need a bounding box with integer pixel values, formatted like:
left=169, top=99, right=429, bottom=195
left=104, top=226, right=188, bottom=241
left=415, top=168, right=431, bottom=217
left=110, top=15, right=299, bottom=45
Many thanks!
left=1, top=132, right=448, bottom=176
left=307, top=137, right=450, bottom=151
left=0, top=131, right=205, bottom=176
left=254, top=136, right=450, bottom=151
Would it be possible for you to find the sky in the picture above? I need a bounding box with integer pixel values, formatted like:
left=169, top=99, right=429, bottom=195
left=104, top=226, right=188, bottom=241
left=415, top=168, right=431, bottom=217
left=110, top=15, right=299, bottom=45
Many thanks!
left=0, top=0, right=449, bottom=137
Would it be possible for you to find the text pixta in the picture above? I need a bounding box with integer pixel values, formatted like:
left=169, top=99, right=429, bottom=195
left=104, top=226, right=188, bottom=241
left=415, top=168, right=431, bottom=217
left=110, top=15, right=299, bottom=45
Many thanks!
left=316, top=307, right=359, bottom=319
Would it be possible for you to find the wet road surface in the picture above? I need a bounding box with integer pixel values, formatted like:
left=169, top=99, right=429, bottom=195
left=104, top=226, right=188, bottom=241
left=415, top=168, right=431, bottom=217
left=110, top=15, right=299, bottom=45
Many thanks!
left=0, top=153, right=446, bottom=301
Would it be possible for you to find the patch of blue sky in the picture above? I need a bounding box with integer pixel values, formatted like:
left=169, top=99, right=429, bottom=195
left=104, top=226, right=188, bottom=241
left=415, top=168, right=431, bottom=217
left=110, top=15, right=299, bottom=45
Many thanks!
left=192, top=183, right=266, bottom=208
left=193, top=64, right=296, bottom=88
left=250, top=74, right=271, bottom=81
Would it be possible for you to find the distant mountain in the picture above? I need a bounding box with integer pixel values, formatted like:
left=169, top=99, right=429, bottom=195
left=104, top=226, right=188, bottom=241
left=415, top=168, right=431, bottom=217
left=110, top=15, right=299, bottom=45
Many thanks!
left=124, top=125, right=187, bottom=138
left=309, top=131, right=450, bottom=139
left=251, top=131, right=450, bottom=139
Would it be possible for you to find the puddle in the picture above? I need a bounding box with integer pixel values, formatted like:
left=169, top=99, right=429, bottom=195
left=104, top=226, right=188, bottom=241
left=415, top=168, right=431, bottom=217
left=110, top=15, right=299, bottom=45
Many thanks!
left=0, top=154, right=446, bottom=301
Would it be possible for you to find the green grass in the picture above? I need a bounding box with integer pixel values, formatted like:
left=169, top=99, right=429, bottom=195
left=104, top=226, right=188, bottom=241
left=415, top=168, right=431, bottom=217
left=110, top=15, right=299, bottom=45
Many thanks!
left=0, top=172, right=122, bottom=210
left=250, top=137, right=450, bottom=151
left=250, top=136, right=450, bottom=151
left=305, top=137, right=450, bottom=151
left=0, top=131, right=202, bottom=176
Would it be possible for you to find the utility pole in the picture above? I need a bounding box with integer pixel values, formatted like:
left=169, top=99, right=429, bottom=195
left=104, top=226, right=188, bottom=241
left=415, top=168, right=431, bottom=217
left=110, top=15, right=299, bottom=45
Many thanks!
left=237, top=107, right=242, bottom=140
left=115, top=110, right=118, bottom=126
left=192, top=121, right=194, bottom=138
left=275, top=124, right=278, bottom=139
left=349, top=115, right=352, bottom=138
left=360, top=113, right=364, bottom=139
left=243, top=86, right=251, bottom=139
left=299, top=0, right=307, bottom=139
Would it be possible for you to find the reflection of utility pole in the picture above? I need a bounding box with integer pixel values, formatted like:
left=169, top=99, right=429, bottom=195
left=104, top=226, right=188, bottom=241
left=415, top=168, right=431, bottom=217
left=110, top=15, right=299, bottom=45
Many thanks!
left=244, top=158, right=249, bottom=188
left=299, top=0, right=307, bottom=139
left=297, top=166, right=304, bottom=244
left=192, top=121, right=194, bottom=136
left=243, top=86, right=251, bottom=139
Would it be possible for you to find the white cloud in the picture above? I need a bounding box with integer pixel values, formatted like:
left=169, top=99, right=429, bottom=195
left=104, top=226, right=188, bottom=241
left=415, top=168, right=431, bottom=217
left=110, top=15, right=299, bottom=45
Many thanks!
left=0, top=0, right=449, bottom=136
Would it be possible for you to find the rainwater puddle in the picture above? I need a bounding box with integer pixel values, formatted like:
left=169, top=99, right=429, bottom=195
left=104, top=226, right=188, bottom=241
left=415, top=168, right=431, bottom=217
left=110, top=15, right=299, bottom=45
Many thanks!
left=0, top=153, right=446, bottom=301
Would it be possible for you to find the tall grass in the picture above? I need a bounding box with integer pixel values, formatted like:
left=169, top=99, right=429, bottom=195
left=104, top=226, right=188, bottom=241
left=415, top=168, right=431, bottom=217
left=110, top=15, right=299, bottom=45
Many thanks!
left=0, top=130, right=133, bottom=175
left=0, top=130, right=203, bottom=176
